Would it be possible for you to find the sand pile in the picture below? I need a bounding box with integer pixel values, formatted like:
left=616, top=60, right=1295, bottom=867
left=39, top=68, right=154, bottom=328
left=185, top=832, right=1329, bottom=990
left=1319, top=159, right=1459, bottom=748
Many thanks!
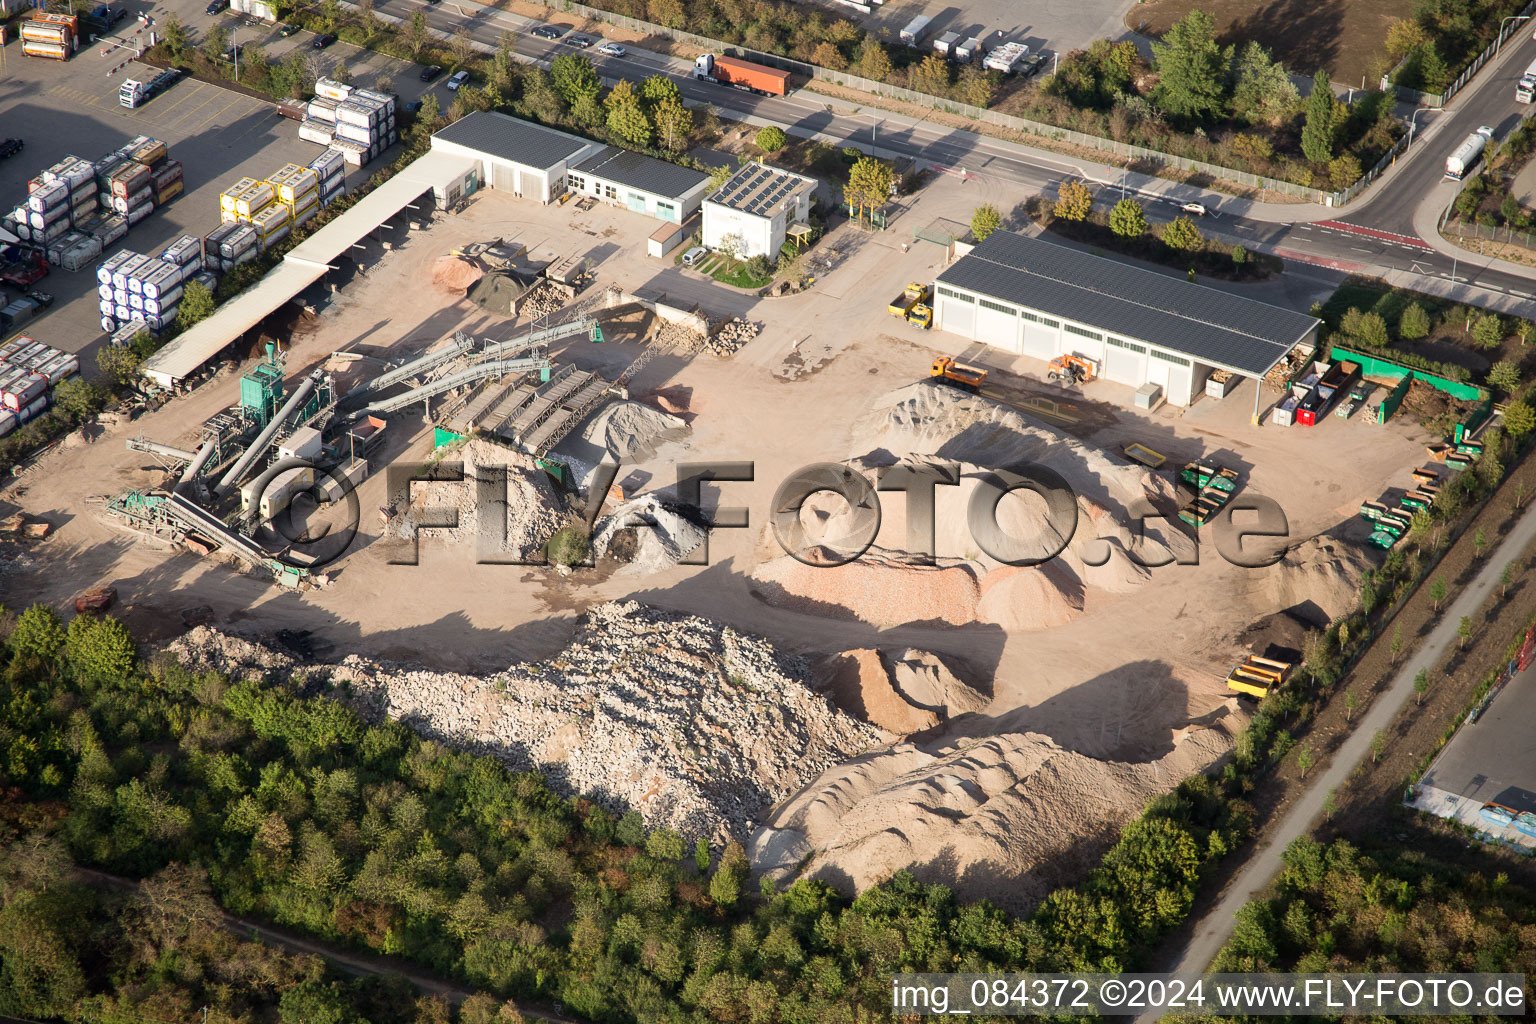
left=432, top=255, right=484, bottom=294
left=171, top=603, right=883, bottom=842
left=386, top=439, right=568, bottom=557
left=751, top=550, right=982, bottom=627
left=466, top=271, right=536, bottom=315
left=1239, top=532, right=1372, bottom=624
left=582, top=401, right=689, bottom=463
left=976, top=563, right=1085, bottom=631
left=817, top=647, right=990, bottom=737
left=593, top=493, right=708, bottom=572
left=750, top=714, right=1238, bottom=914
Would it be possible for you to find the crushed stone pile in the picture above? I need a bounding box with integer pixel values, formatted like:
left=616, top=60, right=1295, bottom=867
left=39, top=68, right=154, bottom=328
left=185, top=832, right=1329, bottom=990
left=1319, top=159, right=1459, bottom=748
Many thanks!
left=519, top=282, right=568, bottom=320
left=581, top=401, right=689, bottom=463
left=466, top=271, right=536, bottom=315
left=706, top=317, right=761, bottom=356
left=385, top=439, right=569, bottom=557
left=593, top=493, right=709, bottom=573
left=432, top=255, right=484, bottom=294
left=750, top=713, right=1239, bottom=915
left=170, top=603, right=883, bottom=841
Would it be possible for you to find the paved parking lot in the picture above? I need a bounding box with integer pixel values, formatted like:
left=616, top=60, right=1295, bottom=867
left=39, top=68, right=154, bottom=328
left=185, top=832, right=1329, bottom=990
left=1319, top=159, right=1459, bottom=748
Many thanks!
left=859, top=0, right=1138, bottom=64
left=0, top=0, right=439, bottom=375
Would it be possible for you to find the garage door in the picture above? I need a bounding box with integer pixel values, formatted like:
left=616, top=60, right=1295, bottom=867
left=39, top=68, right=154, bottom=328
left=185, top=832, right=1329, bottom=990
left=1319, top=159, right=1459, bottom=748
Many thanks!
left=1104, top=337, right=1147, bottom=386
left=937, top=294, right=975, bottom=337
left=1148, top=350, right=1193, bottom=403
left=1165, top=363, right=1194, bottom=405
left=492, top=161, right=518, bottom=193
left=1021, top=321, right=1056, bottom=360
left=974, top=304, right=1020, bottom=353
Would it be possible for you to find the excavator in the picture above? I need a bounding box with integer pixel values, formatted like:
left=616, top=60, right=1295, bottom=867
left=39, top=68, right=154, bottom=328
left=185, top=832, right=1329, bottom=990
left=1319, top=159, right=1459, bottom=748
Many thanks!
left=1046, top=354, right=1097, bottom=387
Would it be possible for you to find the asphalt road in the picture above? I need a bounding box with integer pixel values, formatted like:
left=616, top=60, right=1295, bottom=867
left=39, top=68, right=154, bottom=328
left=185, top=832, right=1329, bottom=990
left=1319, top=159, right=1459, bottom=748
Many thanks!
left=1136, top=502, right=1536, bottom=1019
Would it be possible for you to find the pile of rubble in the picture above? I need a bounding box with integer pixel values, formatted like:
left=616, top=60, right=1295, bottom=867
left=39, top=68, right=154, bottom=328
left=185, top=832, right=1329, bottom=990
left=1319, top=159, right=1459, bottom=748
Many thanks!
left=653, top=320, right=708, bottom=351
left=384, top=439, right=570, bottom=557
left=170, top=603, right=883, bottom=841
left=707, top=317, right=762, bottom=356
left=1263, top=346, right=1310, bottom=389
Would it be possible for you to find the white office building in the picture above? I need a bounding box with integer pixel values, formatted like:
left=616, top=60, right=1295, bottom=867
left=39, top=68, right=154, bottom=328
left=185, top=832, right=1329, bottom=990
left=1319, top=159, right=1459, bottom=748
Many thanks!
left=701, top=162, right=816, bottom=259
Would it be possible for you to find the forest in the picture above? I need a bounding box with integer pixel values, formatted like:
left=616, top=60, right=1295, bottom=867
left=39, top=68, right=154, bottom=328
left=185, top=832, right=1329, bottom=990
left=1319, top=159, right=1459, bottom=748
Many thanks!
left=0, top=604, right=1245, bottom=1023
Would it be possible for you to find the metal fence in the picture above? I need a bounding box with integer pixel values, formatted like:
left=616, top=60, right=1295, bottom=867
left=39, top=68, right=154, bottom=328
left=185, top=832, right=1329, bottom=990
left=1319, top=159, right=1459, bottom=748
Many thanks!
left=541, top=0, right=1346, bottom=203
left=1444, top=219, right=1536, bottom=256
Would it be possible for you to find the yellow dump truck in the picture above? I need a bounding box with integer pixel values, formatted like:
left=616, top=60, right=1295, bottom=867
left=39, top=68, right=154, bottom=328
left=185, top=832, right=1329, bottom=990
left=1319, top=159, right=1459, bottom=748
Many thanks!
left=1226, top=655, right=1293, bottom=699
left=888, top=282, right=930, bottom=318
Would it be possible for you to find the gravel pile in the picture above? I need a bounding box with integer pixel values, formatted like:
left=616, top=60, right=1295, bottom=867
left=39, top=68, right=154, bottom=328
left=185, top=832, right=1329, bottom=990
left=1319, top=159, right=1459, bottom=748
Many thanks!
left=593, top=493, right=708, bottom=573
left=170, top=603, right=883, bottom=841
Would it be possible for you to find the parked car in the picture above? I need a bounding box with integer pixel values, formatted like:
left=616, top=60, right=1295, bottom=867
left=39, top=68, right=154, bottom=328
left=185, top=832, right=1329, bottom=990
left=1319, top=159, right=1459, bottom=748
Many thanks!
left=420, top=64, right=443, bottom=81
left=446, top=70, right=471, bottom=90
left=91, top=5, right=127, bottom=25
left=0, top=139, right=22, bottom=160
left=204, top=0, right=228, bottom=14
left=567, top=33, right=595, bottom=47
left=311, top=32, right=337, bottom=49
left=404, top=99, right=423, bottom=113
left=1179, top=201, right=1209, bottom=216
left=597, top=42, right=625, bottom=56
left=681, top=246, right=707, bottom=267
left=279, top=21, right=298, bottom=35
left=531, top=24, right=564, bottom=38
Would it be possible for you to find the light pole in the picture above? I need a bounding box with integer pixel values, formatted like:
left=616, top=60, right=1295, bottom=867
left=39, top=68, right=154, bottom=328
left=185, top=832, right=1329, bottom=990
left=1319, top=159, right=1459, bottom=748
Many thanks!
left=1497, top=14, right=1531, bottom=56
left=1408, top=105, right=1442, bottom=147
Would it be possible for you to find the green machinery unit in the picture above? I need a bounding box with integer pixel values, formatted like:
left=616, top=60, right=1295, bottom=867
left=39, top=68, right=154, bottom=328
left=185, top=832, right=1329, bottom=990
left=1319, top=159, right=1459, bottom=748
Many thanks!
left=239, top=344, right=285, bottom=427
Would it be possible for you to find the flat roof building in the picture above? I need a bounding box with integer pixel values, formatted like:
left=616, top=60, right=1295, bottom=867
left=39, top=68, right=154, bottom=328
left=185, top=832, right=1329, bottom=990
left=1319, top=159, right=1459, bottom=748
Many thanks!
left=431, top=112, right=707, bottom=221
left=933, top=231, right=1319, bottom=411
left=702, top=162, right=816, bottom=259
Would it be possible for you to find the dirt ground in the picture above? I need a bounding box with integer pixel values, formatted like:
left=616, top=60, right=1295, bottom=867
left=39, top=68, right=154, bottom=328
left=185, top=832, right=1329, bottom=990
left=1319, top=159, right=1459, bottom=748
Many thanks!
left=0, top=176, right=1442, bottom=904
left=1126, top=0, right=1400, bottom=86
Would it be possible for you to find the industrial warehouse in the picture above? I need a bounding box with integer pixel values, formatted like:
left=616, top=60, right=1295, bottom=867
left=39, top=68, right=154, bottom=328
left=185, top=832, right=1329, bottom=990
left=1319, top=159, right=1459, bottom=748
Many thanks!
left=932, top=231, right=1321, bottom=411
left=430, top=111, right=708, bottom=221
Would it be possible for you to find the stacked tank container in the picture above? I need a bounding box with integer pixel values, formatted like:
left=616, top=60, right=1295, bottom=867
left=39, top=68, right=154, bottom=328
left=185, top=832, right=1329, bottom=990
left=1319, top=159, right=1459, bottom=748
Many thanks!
left=0, top=337, right=77, bottom=437
left=205, top=222, right=260, bottom=271
left=310, top=149, right=347, bottom=207
left=20, top=12, right=77, bottom=61
left=0, top=135, right=177, bottom=269
left=330, top=88, right=398, bottom=169
left=271, top=162, right=320, bottom=230
left=94, top=234, right=214, bottom=335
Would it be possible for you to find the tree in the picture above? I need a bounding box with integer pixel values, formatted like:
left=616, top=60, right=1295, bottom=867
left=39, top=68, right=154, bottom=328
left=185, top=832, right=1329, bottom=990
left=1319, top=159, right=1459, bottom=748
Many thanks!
left=1369, top=730, right=1386, bottom=762
left=545, top=526, right=589, bottom=566
left=1398, top=302, right=1431, bottom=340
left=1230, top=41, right=1297, bottom=126
left=1343, top=689, right=1359, bottom=721
left=1301, top=71, right=1337, bottom=164
left=706, top=162, right=735, bottom=192
left=1231, top=133, right=1274, bottom=164
left=653, top=98, right=693, bottom=152
left=1429, top=574, right=1447, bottom=612
left=604, top=80, right=653, bottom=147
left=1053, top=180, right=1094, bottom=221
left=640, top=74, right=680, bottom=108
left=1391, top=624, right=1404, bottom=661
left=957, top=65, right=994, bottom=108
left=755, top=125, right=788, bottom=152
left=161, top=14, right=189, bottom=58
left=855, top=42, right=892, bottom=82
left=694, top=838, right=711, bottom=873
left=280, top=981, right=352, bottom=1024
left=176, top=280, right=216, bottom=330
left=1354, top=311, right=1389, bottom=349
left=97, top=344, right=144, bottom=387
left=970, top=203, right=1001, bottom=241
left=1502, top=561, right=1516, bottom=597
left=1419, top=43, right=1451, bottom=93
left=409, top=93, right=442, bottom=147
left=1502, top=192, right=1522, bottom=225
left=1295, top=743, right=1315, bottom=778
left=405, top=9, right=430, bottom=59
left=1474, top=526, right=1488, bottom=558
left=1472, top=314, right=1505, bottom=350
left=330, top=59, right=351, bottom=85
left=1162, top=214, right=1204, bottom=251
left=1109, top=198, right=1148, bottom=238
left=10, top=604, right=65, bottom=663
left=1413, top=668, right=1430, bottom=704
left=51, top=379, right=105, bottom=424
left=1386, top=18, right=1428, bottom=59
left=1322, top=788, right=1338, bottom=820
left=1231, top=244, right=1248, bottom=267
left=1517, top=319, right=1535, bottom=345
left=810, top=41, right=848, bottom=72
left=550, top=54, right=601, bottom=109
left=1503, top=401, right=1535, bottom=439
left=1457, top=615, right=1473, bottom=649
left=65, top=614, right=137, bottom=685
left=450, top=27, right=474, bottom=66
left=1329, top=153, right=1362, bottom=190
left=844, top=157, right=892, bottom=218
left=1150, top=10, right=1231, bottom=123
left=200, top=23, right=230, bottom=66
left=647, top=0, right=685, bottom=28
left=909, top=54, right=951, bottom=96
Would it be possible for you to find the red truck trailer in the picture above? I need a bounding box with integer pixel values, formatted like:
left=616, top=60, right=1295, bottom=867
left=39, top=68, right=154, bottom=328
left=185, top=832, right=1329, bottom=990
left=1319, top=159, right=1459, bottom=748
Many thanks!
left=692, top=53, right=791, bottom=96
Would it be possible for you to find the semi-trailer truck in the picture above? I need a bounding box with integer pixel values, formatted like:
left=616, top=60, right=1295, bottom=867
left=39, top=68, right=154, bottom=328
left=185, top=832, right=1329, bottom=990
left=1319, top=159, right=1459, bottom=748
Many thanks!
left=1445, top=126, right=1494, bottom=179
left=691, top=54, right=791, bottom=96
left=1519, top=58, right=1536, bottom=102
left=899, top=14, right=932, bottom=45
